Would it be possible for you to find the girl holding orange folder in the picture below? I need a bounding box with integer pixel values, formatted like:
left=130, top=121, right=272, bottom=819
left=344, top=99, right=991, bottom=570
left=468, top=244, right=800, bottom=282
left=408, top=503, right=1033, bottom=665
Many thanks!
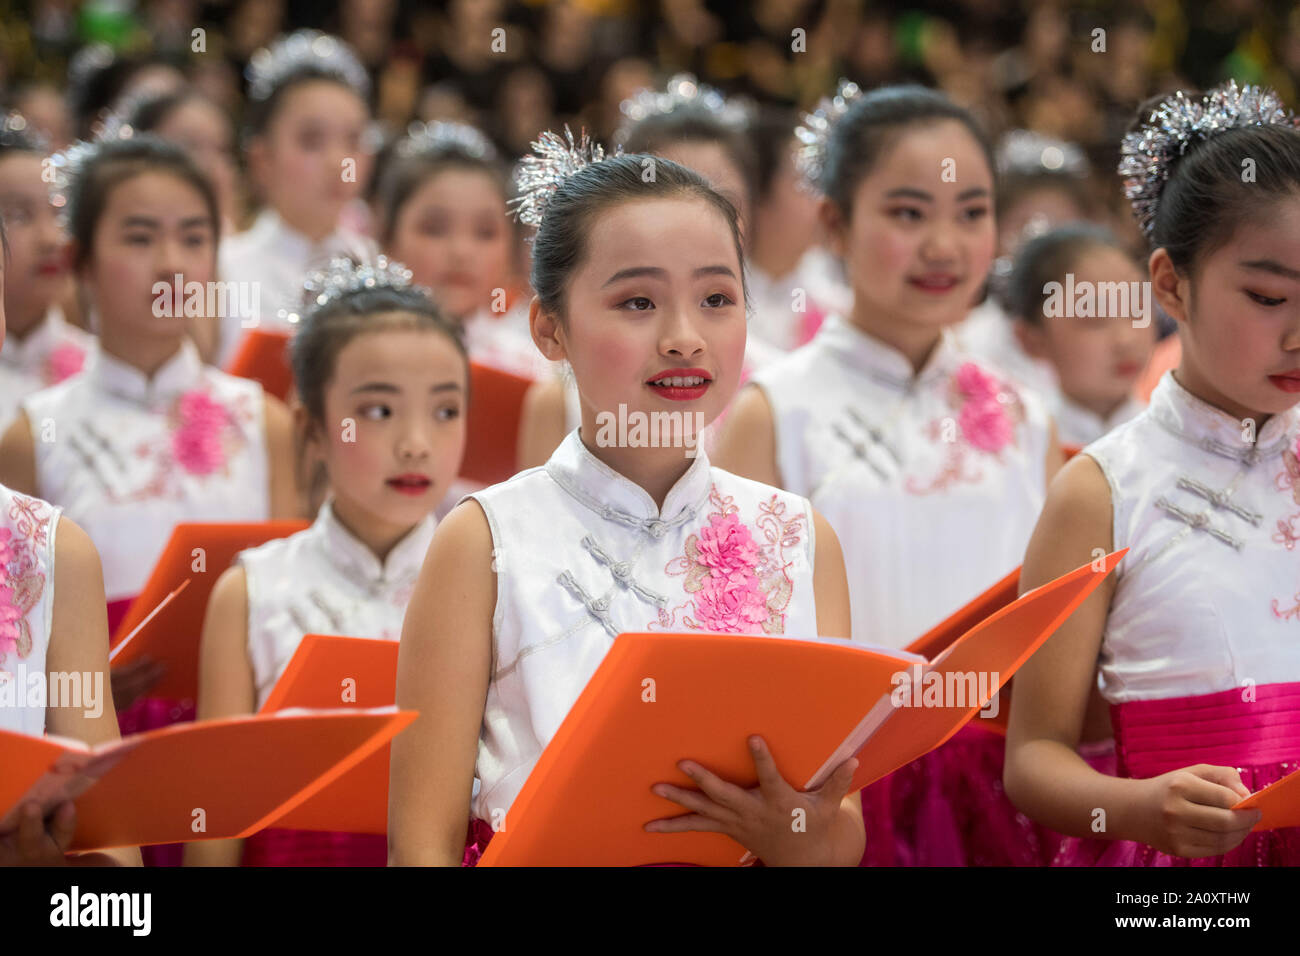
left=712, top=82, right=1062, bottom=867
left=1006, top=82, right=1300, bottom=866
left=0, top=215, right=139, bottom=866
left=187, top=257, right=469, bottom=866
left=389, top=131, right=865, bottom=867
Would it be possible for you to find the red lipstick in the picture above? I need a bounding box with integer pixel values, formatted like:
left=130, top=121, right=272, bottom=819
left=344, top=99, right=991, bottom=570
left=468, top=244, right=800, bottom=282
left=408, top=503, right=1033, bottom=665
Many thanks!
left=646, top=367, right=712, bottom=402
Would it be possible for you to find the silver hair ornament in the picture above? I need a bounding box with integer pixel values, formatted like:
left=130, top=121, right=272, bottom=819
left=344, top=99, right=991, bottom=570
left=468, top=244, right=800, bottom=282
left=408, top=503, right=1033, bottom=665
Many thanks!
left=794, top=78, right=862, bottom=194
left=1118, top=80, right=1297, bottom=239
left=997, top=130, right=1087, bottom=179
left=277, top=255, right=419, bottom=325
left=399, top=120, right=498, bottom=162
left=246, top=30, right=371, bottom=103
left=509, top=126, right=612, bottom=228
left=615, top=73, right=752, bottom=145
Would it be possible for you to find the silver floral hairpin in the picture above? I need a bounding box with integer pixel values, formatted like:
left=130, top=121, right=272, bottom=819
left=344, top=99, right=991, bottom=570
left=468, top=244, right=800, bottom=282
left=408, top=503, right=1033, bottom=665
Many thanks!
left=278, top=255, right=420, bottom=325
left=794, top=78, right=862, bottom=194
left=246, top=29, right=371, bottom=103
left=615, top=73, right=752, bottom=144
left=399, top=120, right=498, bottom=162
left=509, top=126, right=612, bottom=228
left=1118, top=80, right=1296, bottom=240
left=0, top=111, right=47, bottom=151
left=997, top=130, right=1088, bottom=179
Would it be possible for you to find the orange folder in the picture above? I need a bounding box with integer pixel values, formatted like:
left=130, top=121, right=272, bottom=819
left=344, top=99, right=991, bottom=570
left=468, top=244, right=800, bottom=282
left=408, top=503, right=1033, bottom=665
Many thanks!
left=226, top=329, right=295, bottom=402
left=109, top=521, right=310, bottom=701
left=478, top=549, right=1125, bottom=866
left=258, top=634, right=399, bottom=834
left=0, top=707, right=415, bottom=851
left=461, top=362, right=534, bottom=485
left=1236, top=765, right=1300, bottom=831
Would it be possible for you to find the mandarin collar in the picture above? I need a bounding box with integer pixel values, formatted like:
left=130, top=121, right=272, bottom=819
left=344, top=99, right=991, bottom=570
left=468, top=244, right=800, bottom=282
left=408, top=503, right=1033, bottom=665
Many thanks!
left=1053, top=392, right=1145, bottom=443
left=544, top=428, right=713, bottom=538
left=816, top=313, right=962, bottom=391
left=85, top=338, right=203, bottom=408
left=317, top=497, right=438, bottom=589
left=250, top=208, right=364, bottom=264
left=1147, top=370, right=1299, bottom=465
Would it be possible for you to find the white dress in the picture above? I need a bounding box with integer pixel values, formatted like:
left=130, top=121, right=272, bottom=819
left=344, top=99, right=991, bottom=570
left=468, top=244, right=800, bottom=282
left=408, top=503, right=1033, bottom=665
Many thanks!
left=1050, top=391, right=1145, bottom=448
left=22, top=339, right=270, bottom=603
left=751, top=314, right=1052, bottom=648
left=216, top=208, right=378, bottom=367
left=238, top=498, right=437, bottom=711
left=0, top=309, right=96, bottom=432
left=467, top=428, right=821, bottom=822
left=952, top=298, right=1060, bottom=399
left=461, top=303, right=559, bottom=381
left=0, top=483, right=60, bottom=736
left=747, top=246, right=852, bottom=353
left=1084, top=371, right=1300, bottom=703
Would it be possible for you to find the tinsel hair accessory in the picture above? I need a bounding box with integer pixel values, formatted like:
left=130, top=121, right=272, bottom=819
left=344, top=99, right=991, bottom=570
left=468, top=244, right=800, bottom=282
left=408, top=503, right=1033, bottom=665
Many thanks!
left=1118, top=80, right=1297, bottom=239
left=793, top=78, right=862, bottom=194
left=615, top=73, right=752, bottom=144
left=277, top=255, right=419, bottom=325
left=509, top=126, right=613, bottom=228
left=398, top=120, right=498, bottom=162
left=997, top=130, right=1088, bottom=179
left=246, top=29, right=371, bottom=103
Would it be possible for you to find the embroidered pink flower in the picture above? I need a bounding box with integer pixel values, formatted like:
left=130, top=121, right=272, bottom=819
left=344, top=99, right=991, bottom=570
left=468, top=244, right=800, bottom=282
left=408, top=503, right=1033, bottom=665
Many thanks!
left=955, top=361, right=1014, bottom=453
left=691, top=512, right=769, bottom=632
left=955, top=361, right=1000, bottom=402
left=45, top=343, right=86, bottom=384
left=0, top=529, right=17, bottom=659
left=172, top=390, right=229, bottom=475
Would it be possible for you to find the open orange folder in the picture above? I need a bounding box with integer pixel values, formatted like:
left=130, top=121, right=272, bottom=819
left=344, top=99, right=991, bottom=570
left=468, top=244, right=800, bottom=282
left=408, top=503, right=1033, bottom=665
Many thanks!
left=478, top=549, right=1125, bottom=867
left=0, top=708, right=415, bottom=852
left=1236, top=766, right=1300, bottom=831
left=108, top=521, right=309, bottom=701
left=257, top=634, right=399, bottom=833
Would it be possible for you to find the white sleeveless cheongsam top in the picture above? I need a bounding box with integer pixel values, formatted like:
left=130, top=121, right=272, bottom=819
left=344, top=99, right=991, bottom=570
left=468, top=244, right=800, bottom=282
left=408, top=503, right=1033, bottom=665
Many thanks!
left=1084, top=371, right=1300, bottom=703
left=23, top=339, right=270, bottom=602
left=467, top=429, right=821, bottom=821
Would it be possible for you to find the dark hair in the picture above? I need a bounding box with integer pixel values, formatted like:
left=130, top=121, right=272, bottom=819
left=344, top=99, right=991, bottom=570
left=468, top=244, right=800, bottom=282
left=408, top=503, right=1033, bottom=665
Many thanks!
left=0, top=120, right=45, bottom=158
left=1136, top=107, right=1300, bottom=271
left=750, top=105, right=799, bottom=200
left=290, top=283, right=469, bottom=425
left=66, top=135, right=221, bottom=269
left=621, top=108, right=758, bottom=220
left=820, top=84, right=997, bottom=215
left=121, top=87, right=226, bottom=139
left=245, top=68, right=369, bottom=140
left=373, top=138, right=509, bottom=244
left=529, top=153, right=745, bottom=323
left=1004, top=223, right=1136, bottom=325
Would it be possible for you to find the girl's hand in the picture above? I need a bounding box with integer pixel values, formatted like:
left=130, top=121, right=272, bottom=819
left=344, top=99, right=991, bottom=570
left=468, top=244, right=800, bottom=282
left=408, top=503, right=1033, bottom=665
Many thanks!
left=645, top=735, right=858, bottom=866
left=0, top=802, right=76, bottom=866
left=1134, top=764, right=1262, bottom=858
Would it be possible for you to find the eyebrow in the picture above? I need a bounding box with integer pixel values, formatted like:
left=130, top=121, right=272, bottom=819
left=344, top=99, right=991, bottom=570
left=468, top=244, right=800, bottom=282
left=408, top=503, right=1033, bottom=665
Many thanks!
left=602, top=264, right=738, bottom=287
left=1240, top=259, right=1300, bottom=281
left=883, top=186, right=991, bottom=202
left=350, top=381, right=463, bottom=395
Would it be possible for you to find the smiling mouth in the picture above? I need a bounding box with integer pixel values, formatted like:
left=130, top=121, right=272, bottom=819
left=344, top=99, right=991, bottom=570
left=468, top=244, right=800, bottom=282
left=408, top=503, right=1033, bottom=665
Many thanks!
left=386, top=475, right=432, bottom=495
left=908, top=275, right=962, bottom=292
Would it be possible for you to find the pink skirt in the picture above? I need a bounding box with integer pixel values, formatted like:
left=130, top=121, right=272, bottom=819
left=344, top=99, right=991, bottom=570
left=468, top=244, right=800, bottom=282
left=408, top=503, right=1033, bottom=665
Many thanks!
left=241, top=829, right=388, bottom=866
left=1055, top=682, right=1300, bottom=866
left=885, top=723, right=1053, bottom=866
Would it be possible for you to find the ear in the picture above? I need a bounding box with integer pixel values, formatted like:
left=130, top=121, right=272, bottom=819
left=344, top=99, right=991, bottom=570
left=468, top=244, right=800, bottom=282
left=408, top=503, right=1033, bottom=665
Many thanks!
left=1148, top=247, right=1190, bottom=326
left=529, top=295, right=568, bottom=362
left=1013, top=318, right=1048, bottom=359
left=292, top=398, right=323, bottom=460
left=818, top=197, right=848, bottom=260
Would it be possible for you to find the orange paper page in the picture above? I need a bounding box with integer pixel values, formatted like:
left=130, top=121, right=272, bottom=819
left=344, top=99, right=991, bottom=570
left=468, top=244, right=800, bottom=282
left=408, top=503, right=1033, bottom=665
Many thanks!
left=69, top=708, right=415, bottom=850
left=109, top=521, right=309, bottom=701
left=226, top=329, right=294, bottom=401
left=479, top=550, right=1124, bottom=866
left=841, top=549, right=1125, bottom=793
left=259, top=634, right=400, bottom=834
left=460, top=362, right=534, bottom=486
left=1236, top=765, right=1300, bottom=831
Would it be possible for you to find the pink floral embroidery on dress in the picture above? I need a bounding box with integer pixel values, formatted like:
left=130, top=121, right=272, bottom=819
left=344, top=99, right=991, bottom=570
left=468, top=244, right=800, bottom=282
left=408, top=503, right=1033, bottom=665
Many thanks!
left=652, top=485, right=804, bottom=634
left=906, top=361, right=1024, bottom=495
left=0, top=495, right=49, bottom=665
left=1269, top=439, right=1300, bottom=618
left=45, top=342, right=86, bottom=384
left=172, top=389, right=231, bottom=475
